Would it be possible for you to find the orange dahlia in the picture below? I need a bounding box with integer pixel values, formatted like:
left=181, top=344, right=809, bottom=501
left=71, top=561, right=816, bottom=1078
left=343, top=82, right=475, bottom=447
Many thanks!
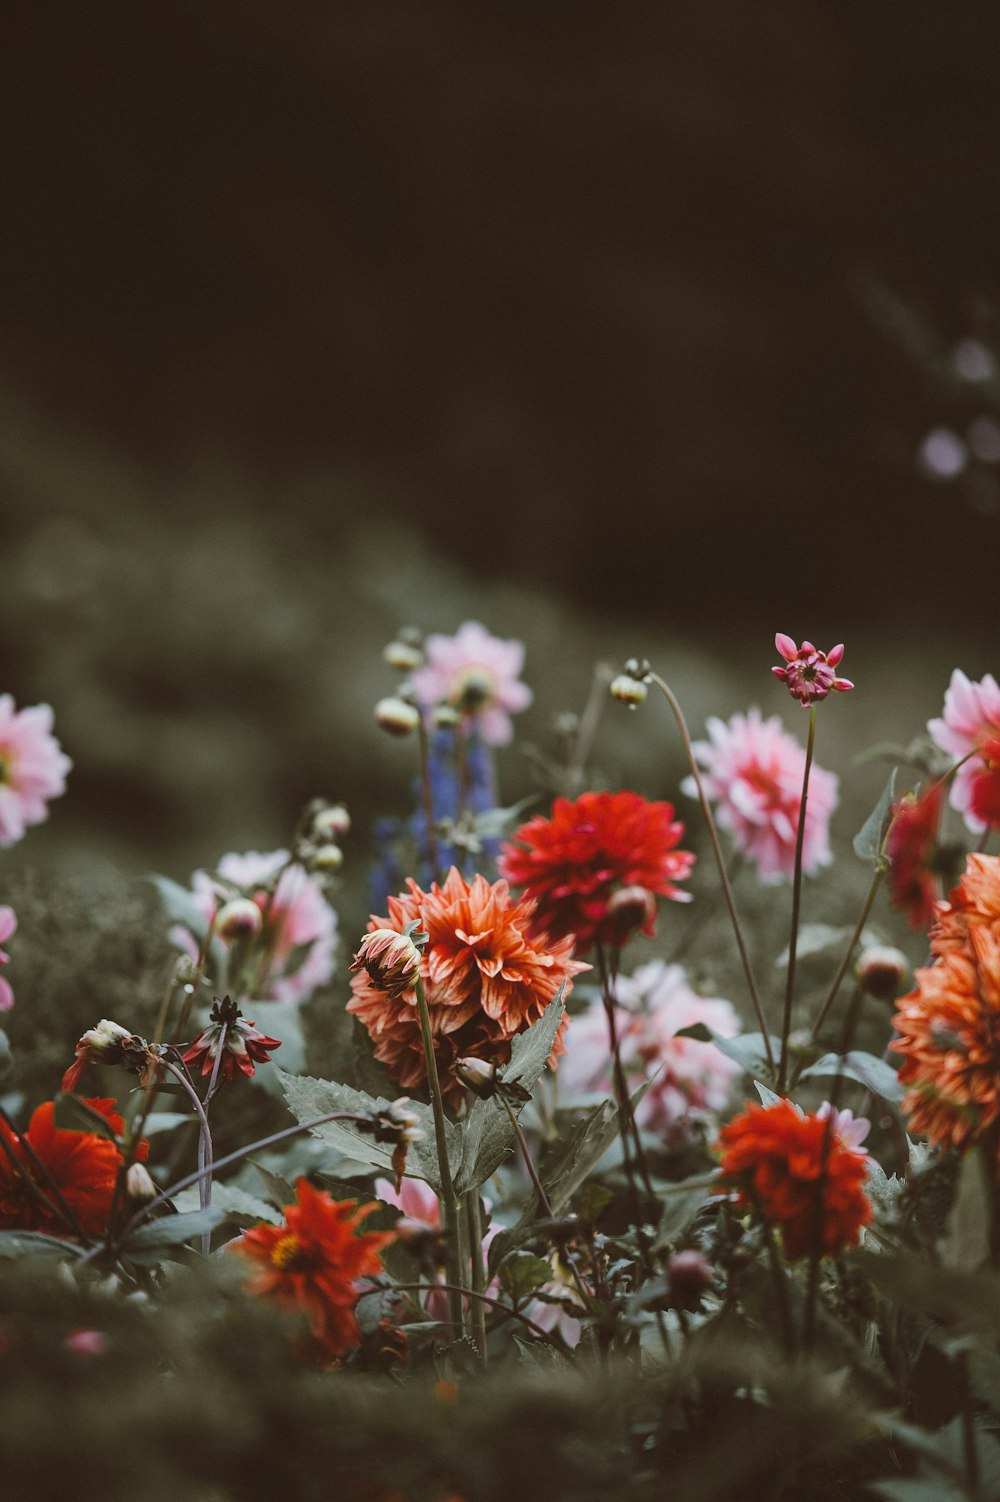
left=498, top=790, right=694, bottom=954
left=347, top=867, right=588, bottom=1102
left=230, top=1178, right=394, bottom=1362
left=893, top=853, right=1000, bottom=1158
left=0, top=1098, right=147, bottom=1238
left=717, top=1100, right=872, bottom=1260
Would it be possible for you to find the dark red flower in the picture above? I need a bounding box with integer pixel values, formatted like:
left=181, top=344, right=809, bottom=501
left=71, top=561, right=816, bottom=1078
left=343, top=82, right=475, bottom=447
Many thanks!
left=182, top=995, right=281, bottom=1082
left=498, top=790, right=694, bottom=954
left=886, top=783, right=945, bottom=932
left=0, top=1098, right=147, bottom=1238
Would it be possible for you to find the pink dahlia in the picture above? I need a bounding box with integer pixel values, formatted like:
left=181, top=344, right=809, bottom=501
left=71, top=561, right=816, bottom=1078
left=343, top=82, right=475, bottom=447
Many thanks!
left=681, top=708, right=838, bottom=883
left=409, top=620, right=532, bottom=746
left=772, top=636, right=854, bottom=706
left=171, top=849, right=338, bottom=1004
left=0, top=907, right=15, bottom=1012
left=0, top=696, right=72, bottom=848
left=928, top=669, right=1000, bottom=833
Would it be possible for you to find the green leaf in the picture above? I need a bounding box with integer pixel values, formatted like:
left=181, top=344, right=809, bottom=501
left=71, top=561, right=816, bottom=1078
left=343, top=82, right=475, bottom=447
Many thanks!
left=140, top=1111, right=194, bottom=1136
left=242, top=1001, right=304, bottom=1096
left=470, top=796, right=539, bottom=840
left=800, top=1050, right=904, bottom=1104
left=148, top=873, right=213, bottom=940
left=940, top=1147, right=992, bottom=1274
left=0, top=1229, right=84, bottom=1259
left=250, top=1161, right=298, bottom=1211
left=276, top=1069, right=459, bottom=1192
left=753, top=1080, right=782, bottom=1108
left=655, top=1172, right=720, bottom=1249
left=674, top=1025, right=780, bottom=1080
left=454, top=992, right=565, bottom=1194
left=499, top=1251, right=552, bottom=1302
left=124, top=1206, right=233, bottom=1262
left=853, top=768, right=897, bottom=867
left=173, top=1181, right=283, bottom=1225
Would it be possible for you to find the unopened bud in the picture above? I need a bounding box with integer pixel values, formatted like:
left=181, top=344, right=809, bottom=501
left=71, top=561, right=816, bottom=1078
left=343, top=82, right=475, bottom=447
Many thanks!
left=623, top=657, right=652, bottom=681
left=857, top=945, right=908, bottom=1001
left=384, top=640, right=425, bottom=672
left=610, top=674, right=648, bottom=708
left=604, top=885, right=656, bottom=945
left=453, top=1056, right=498, bottom=1099
left=310, top=843, right=344, bottom=872
left=665, top=1249, right=713, bottom=1310
left=431, top=704, right=462, bottom=730
left=351, top=927, right=425, bottom=996
left=375, top=697, right=421, bottom=736
left=312, top=803, right=351, bottom=841
left=125, top=1162, right=158, bottom=1203
left=215, top=898, right=264, bottom=942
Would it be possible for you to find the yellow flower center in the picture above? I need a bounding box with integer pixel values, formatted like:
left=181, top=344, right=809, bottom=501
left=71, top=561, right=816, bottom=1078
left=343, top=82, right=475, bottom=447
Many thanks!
left=270, top=1233, right=305, bottom=1270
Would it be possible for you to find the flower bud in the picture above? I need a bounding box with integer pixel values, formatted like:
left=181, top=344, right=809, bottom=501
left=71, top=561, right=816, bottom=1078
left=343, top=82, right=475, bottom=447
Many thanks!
left=610, top=674, right=648, bottom=708
left=61, top=1019, right=136, bottom=1094
left=375, top=697, right=421, bottom=736
left=431, top=703, right=462, bottom=730
left=351, top=927, right=425, bottom=997
left=604, top=885, right=657, bottom=946
left=665, top=1249, right=713, bottom=1311
left=125, top=1162, right=158, bottom=1203
left=310, top=843, right=344, bottom=872
left=856, top=945, right=908, bottom=1002
left=453, top=1056, right=498, bottom=1099
left=312, top=803, right=351, bottom=841
left=215, top=898, right=264, bottom=942
left=384, top=640, right=425, bottom=672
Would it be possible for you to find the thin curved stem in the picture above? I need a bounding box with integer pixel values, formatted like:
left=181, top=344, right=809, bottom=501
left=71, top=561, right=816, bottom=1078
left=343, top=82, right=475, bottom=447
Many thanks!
left=809, top=866, right=885, bottom=1046
left=361, top=1282, right=579, bottom=1357
left=778, top=705, right=816, bottom=1093
left=413, top=975, right=465, bottom=1338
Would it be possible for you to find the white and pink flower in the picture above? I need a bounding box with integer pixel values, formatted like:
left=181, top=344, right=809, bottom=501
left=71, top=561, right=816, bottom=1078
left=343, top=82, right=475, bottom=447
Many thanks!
left=410, top=621, right=532, bottom=746
left=682, top=707, right=838, bottom=884
left=0, top=907, right=16, bottom=1012
left=0, top=696, right=71, bottom=848
left=816, top=1102, right=871, bottom=1157
left=928, top=669, right=1000, bottom=834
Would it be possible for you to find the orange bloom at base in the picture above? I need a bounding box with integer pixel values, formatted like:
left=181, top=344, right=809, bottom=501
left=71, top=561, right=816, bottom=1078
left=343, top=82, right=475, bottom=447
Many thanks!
left=230, top=1179, right=394, bottom=1362
left=347, top=867, right=588, bottom=1103
left=717, top=1100, right=872, bottom=1261
left=0, top=1098, right=147, bottom=1238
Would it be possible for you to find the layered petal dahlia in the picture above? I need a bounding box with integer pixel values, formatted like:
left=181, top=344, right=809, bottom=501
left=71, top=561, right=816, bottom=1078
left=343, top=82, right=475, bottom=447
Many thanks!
left=928, top=669, right=1000, bottom=834
left=0, top=696, right=72, bottom=848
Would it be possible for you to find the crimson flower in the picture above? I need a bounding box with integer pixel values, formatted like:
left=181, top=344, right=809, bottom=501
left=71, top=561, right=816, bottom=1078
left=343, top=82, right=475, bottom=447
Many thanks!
left=498, top=790, right=694, bottom=954
left=886, top=783, right=945, bottom=932
left=0, top=1098, right=147, bottom=1238
left=182, top=995, right=281, bottom=1082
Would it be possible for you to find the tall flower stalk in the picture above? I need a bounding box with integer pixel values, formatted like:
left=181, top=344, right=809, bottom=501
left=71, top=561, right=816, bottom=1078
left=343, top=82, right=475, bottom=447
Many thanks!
left=778, top=704, right=816, bottom=1093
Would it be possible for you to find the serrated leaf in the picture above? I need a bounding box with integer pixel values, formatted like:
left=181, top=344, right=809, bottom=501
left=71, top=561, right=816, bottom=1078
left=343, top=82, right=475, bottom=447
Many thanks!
left=800, top=1050, right=904, bottom=1104
left=753, top=1080, right=783, bottom=1108
left=853, top=769, right=897, bottom=866
left=124, top=1206, right=232, bottom=1262
left=940, top=1147, right=992, bottom=1274
left=173, top=1181, right=283, bottom=1225
left=499, top=1251, right=552, bottom=1302
left=276, top=1069, right=459, bottom=1192
left=250, top=1161, right=298, bottom=1210
left=0, top=1230, right=84, bottom=1259
left=655, top=1172, right=720, bottom=1249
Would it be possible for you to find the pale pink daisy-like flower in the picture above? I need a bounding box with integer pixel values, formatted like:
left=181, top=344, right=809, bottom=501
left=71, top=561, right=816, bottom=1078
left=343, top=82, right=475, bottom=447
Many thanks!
left=171, top=849, right=337, bottom=1004
left=0, top=907, right=16, bottom=1012
left=681, top=707, right=839, bottom=884
left=772, top=635, right=854, bottom=706
left=560, top=961, right=742, bottom=1146
left=816, top=1102, right=871, bottom=1157
left=0, top=696, right=72, bottom=848
left=928, top=669, right=1000, bottom=834
left=410, top=621, right=532, bottom=746
left=525, top=1252, right=586, bottom=1348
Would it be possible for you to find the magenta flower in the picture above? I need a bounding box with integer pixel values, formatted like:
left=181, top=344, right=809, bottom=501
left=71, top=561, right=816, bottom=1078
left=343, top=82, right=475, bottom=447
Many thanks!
left=928, top=669, right=1000, bottom=834
left=682, top=708, right=839, bottom=883
left=771, top=635, right=854, bottom=706
left=0, top=696, right=72, bottom=847
left=410, top=621, right=532, bottom=745
left=0, top=907, right=16, bottom=1012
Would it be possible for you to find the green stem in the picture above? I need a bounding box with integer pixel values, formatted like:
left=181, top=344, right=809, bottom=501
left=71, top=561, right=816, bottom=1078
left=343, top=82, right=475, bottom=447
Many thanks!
left=465, top=1193, right=488, bottom=1360
left=808, top=866, right=885, bottom=1047
left=413, top=975, right=465, bottom=1338
left=778, top=704, right=816, bottom=1093
left=647, top=671, right=774, bottom=1074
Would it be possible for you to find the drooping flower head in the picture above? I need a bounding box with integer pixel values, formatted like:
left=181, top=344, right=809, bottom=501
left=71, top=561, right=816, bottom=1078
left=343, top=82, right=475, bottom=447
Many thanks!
left=560, top=961, right=741, bottom=1145
left=893, top=853, right=1000, bottom=1162
left=928, top=669, right=1000, bottom=833
left=681, top=708, right=838, bottom=884
left=717, top=1099, right=872, bottom=1260
left=347, top=868, right=588, bottom=1103
left=0, top=1099, right=147, bottom=1238
left=61, top=1019, right=139, bottom=1094
left=182, top=995, right=282, bottom=1082
left=0, top=696, right=72, bottom=847
left=771, top=636, right=854, bottom=707
left=230, top=1179, right=394, bottom=1363
left=0, top=907, right=16, bottom=1012
left=886, top=783, right=946, bottom=931
left=409, top=621, right=532, bottom=746
left=498, top=790, right=695, bottom=954
left=170, top=849, right=338, bottom=1004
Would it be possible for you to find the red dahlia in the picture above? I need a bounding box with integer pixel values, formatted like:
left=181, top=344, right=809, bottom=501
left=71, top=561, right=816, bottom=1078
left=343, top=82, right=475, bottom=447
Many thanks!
left=886, top=783, right=945, bottom=932
left=0, top=1098, right=147, bottom=1238
left=498, top=790, right=694, bottom=954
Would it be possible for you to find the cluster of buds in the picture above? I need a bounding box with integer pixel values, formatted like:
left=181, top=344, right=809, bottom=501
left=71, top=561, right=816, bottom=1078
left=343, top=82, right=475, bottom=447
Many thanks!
left=452, top=1055, right=531, bottom=1106
left=182, top=995, right=282, bottom=1083
left=361, top=1097, right=426, bottom=1190
left=61, top=1019, right=152, bottom=1095
left=292, top=798, right=351, bottom=883
left=383, top=626, right=425, bottom=675
left=771, top=635, right=854, bottom=707
left=611, top=657, right=653, bottom=709
left=351, top=922, right=427, bottom=998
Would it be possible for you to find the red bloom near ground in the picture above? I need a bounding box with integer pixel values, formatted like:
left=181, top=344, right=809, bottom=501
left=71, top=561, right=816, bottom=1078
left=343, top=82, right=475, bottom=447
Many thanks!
left=886, top=783, right=945, bottom=932
left=893, top=853, right=1000, bottom=1161
left=231, top=1178, right=394, bottom=1362
left=717, top=1100, right=872, bottom=1261
left=0, top=1098, right=146, bottom=1237
left=348, top=867, right=587, bottom=1102
left=498, top=790, right=694, bottom=954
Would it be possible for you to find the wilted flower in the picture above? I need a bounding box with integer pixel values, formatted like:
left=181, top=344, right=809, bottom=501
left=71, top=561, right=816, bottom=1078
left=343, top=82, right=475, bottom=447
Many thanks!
left=886, top=784, right=946, bottom=931
left=61, top=1019, right=138, bottom=1095
left=348, top=868, right=587, bottom=1103
left=0, top=907, right=15, bottom=1012
left=182, top=995, right=282, bottom=1082
left=928, top=669, right=1000, bottom=834
left=231, top=1179, right=394, bottom=1363
left=682, top=708, right=838, bottom=884
left=0, top=1098, right=147, bottom=1238
left=410, top=621, right=532, bottom=746
left=0, top=695, right=72, bottom=847
left=351, top=925, right=426, bottom=999
left=771, top=636, right=854, bottom=706
left=499, top=790, right=694, bottom=955
left=367, top=1097, right=426, bottom=1189
left=717, top=1100, right=872, bottom=1260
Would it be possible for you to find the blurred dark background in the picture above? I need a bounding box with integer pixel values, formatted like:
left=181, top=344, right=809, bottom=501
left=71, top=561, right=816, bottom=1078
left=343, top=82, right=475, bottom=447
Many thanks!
left=1, top=0, right=998, bottom=879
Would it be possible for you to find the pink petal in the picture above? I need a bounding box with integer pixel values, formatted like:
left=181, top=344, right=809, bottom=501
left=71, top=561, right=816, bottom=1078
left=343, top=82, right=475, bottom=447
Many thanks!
left=774, top=633, right=798, bottom=662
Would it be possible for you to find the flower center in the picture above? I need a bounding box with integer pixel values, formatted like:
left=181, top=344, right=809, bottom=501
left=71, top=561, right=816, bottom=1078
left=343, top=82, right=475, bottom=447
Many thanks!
left=451, top=666, right=495, bottom=711
left=270, top=1232, right=307, bottom=1271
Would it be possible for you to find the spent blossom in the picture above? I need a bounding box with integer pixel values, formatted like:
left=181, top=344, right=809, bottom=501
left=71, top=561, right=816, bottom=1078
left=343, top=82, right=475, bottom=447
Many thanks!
left=410, top=620, right=532, bottom=746
left=681, top=708, right=838, bottom=884
left=771, top=635, right=854, bottom=706
left=928, top=669, right=1000, bottom=833
left=0, top=907, right=15, bottom=1012
left=182, top=995, right=282, bottom=1082
left=61, top=1019, right=139, bottom=1094
left=0, top=695, right=72, bottom=847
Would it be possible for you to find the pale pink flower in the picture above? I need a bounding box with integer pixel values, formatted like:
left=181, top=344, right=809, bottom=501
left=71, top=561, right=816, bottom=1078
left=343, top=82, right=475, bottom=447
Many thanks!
left=681, top=707, right=839, bottom=883
left=816, top=1101, right=871, bottom=1157
left=0, top=696, right=71, bottom=848
left=410, top=621, right=532, bottom=746
left=0, top=907, right=15, bottom=1012
left=374, top=1176, right=497, bottom=1321
left=560, top=961, right=742, bottom=1145
left=525, top=1252, right=586, bottom=1348
left=928, top=669, right=1000, bottom=834
left=171, top=849, right=337, bottom=1003
left=772, top=635, right=854, bottom=706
